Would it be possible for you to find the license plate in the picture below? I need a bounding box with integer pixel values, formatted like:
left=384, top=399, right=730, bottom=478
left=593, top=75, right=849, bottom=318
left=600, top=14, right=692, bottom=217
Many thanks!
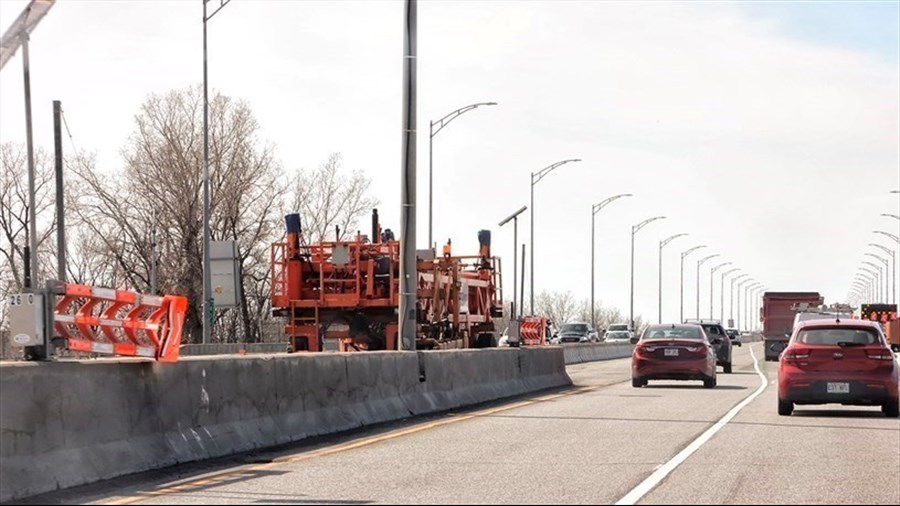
left=664, top=348, right=679, bottom=357
left=826, top=382, right=849, bottom=394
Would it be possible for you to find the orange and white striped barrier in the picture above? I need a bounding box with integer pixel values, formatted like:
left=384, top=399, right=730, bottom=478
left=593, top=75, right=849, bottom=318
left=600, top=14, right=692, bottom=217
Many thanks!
left=53, top=283, right=188, bottom=362
left=519, top=316, right=548, bottom=346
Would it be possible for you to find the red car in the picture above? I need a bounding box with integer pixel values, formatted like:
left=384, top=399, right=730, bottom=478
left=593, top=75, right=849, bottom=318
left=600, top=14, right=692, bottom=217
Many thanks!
left=631, top=324, right=719, bottom=388
left=778, top=319, right=899, bottom=417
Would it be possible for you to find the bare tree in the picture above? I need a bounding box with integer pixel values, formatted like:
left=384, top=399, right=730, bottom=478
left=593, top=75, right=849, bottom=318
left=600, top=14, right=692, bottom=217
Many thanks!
left=290, top=153, right=378, bottom=243
left=0, top=143, right=58, bottom=324
left=69, top=86, right=286, bottom=343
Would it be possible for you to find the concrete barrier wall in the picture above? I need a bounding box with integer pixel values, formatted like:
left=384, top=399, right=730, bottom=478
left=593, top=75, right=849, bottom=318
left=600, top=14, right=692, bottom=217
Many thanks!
left=0, top=347, right=570, bottom=502
left=562, top=342, right=634, bottom=365
left=179, top=342, right=289, bottom=356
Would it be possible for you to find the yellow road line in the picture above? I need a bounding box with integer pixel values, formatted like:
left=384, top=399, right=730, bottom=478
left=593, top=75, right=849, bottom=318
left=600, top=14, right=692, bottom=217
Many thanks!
left=100, top=385, right=597, bottom=505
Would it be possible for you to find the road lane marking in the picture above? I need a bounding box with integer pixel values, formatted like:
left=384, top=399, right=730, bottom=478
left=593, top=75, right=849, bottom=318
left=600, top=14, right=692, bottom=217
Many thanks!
left=614, top=344, right=768, bottom=505
left=99, top=384, right=603, bottom=505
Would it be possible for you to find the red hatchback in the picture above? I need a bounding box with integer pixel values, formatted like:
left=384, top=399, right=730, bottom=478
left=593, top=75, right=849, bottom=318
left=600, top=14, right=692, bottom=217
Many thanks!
left=632, top=324, right=719, bottom=388
left=778, top=319, right=899, bottom=417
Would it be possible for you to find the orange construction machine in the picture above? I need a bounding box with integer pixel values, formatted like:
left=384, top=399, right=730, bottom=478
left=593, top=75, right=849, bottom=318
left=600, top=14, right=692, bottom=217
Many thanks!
left=271, top=210, right=503, bottom=352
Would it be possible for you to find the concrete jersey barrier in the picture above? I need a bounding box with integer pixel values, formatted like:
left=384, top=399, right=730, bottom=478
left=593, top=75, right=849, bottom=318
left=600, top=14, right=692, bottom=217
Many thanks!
left=0, top=347, right=570, bottom=502
left=562, top=342, right=634, bottom=365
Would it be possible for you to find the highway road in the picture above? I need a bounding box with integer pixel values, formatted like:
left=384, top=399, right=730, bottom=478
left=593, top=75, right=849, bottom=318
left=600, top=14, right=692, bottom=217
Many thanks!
left=18, top=343, right=900, bottom=505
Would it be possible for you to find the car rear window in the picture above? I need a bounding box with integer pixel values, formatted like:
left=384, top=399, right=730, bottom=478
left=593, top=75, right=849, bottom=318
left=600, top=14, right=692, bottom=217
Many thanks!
left=643, top=326, right=704, bottom=341
left=796, top=328, right=881, bottom=346
left=702, top=325, right=724, bottom=336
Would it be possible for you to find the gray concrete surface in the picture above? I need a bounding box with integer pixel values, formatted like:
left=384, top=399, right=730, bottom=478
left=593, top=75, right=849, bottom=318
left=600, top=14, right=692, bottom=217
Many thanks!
left=0, top=348, right=571, bottom=502
left=17, top=342, right=895, bottom=505
left=562, top=342, right=633, bottom=365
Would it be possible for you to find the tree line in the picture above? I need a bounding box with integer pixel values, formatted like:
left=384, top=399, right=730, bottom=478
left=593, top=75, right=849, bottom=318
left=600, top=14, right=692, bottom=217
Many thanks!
left=0, top=86, right=376, bottom=349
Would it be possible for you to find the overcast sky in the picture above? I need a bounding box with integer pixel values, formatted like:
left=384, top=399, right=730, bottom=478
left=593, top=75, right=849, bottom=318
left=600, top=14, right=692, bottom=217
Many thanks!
left=1, top=0, right=898, bottom=325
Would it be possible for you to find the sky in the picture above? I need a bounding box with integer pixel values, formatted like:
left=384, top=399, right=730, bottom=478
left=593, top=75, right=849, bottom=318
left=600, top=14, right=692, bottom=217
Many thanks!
left=1, top=0, right=898, bottom=326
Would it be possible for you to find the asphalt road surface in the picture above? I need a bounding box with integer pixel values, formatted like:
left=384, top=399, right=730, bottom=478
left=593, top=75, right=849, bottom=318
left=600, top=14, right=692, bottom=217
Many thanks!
left=18, top=343, right=900, bottom=505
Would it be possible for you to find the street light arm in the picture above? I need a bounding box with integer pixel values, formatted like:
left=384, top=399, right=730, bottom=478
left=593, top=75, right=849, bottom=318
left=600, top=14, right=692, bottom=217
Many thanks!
left=633, top=216, right=666, bottom=234
left=204, top=0, right=232, bottom=21
left=532, top=159, right=582, bottom=185
left=660, top=233, right=688, bottom=249
left=874, top=230, right=900, bottom=244
left=697, top=253, right=721, bottom=267
left=431, top=101, right=498, bottom=137
left=711, top=261, right=732, bottom=274
left=0, top=0, right=55, bottom=71
left=864, top=253, right=889, bottom=266
left=869, top=243, right=896, bottom=258
left=722, top=268, right=740, bottom=278
left=681, top=245, right=707, bottom=259
left=593, top=193, right=633, bottom=214
left=881, top=214, right=900, bottom=221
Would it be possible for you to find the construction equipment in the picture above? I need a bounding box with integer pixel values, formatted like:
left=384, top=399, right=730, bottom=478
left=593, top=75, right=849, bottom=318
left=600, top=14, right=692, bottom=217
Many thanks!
left=860, top=303, right=900, bottom=351
left=271, top=210, right=503, bottom=352
left=7, top=281, right=189, bottom=361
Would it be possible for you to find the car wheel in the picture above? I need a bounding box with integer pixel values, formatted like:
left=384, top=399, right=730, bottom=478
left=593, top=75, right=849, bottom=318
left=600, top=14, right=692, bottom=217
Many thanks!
left=778, top=397, right=793, bottom=416
left=883, top=398, right=899, bottom=418
left=632, top=377, right=645, bottom=388
left=703, top=376, right=716, bottom=389
left=724, top=362, right=732, bottom=374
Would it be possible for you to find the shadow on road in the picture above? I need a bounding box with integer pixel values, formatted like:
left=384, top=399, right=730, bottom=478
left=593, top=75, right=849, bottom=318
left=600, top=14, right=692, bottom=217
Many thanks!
left=790, top=409, right=897, bottom=420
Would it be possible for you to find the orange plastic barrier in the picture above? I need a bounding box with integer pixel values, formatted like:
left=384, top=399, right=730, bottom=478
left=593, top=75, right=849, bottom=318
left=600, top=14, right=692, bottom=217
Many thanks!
left=520, top=316, right=548, bottom=346
left=53, top=283, right=188, bottom=362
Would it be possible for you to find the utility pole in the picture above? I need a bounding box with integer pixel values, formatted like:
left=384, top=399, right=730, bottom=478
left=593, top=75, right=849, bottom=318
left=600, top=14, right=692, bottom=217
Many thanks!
left=398, top=0, right=417, bottom=350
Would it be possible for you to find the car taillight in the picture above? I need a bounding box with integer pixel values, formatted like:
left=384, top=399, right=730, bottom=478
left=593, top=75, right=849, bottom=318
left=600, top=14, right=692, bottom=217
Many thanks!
left=866, top=350, right=895, bottom=361
left=782, top=348, right=809, bottom=362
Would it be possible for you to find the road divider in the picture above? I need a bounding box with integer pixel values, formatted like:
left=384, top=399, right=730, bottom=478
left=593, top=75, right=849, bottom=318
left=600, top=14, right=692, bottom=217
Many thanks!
left=562, top=342, right=634, bottom=365
left=0, top=347, right=570, bottom=502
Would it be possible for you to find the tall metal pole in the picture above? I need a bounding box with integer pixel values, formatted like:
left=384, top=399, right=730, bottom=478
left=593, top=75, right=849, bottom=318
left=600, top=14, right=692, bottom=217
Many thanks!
left=658, top=241, right=662, bottom=323
left=513, top=216, right=517, bottom=320
left=658, top=233, right=686, bottom=323
left=23, top=35, right=38, bottom=289
left=428, top=102, right=495, bottom=249
left=592, top=211, right=596, bottom=328
left=202, top=0, right=212, bottom=344
left=591, top=194, right=632, bottom=329
left=529, top=159, right=581, bottom=316
left=630, top=227, right=635, bottom=329
left=680, top=245, right=706, bottom=323
left=709, top=262, right=730, bottom=320
left=151, top=210, right=158, bottom=294
left=530, top=181, right=534, bottom=315
left=719, top=268, right=738, bottom=324
left=630, top=216, right=665, bottom=330
left=398, top=0, right=417, bottom=350
left=428, top=122, right=433, bottom=250
left=520, top=243, right=526, bottom=315
left=53, top=100, right=65, bottom=282
left=696, top=254, right=719, bottom=319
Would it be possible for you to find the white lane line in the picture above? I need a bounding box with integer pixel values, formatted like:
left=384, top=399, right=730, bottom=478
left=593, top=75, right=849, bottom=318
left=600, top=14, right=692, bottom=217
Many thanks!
left=615, top=345, right=768, bottom=505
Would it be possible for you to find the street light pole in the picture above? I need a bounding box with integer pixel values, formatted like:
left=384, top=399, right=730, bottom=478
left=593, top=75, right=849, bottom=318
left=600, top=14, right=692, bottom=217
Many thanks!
left=498, top=206, right=527, bottom=320
left=860, top=268, right=879, bottom=302
left=592, top=194, right=633, bottom=328
left=680, top=245, right=706, bottom=323
left=202, top=0, right=231, bottom=344
left=745, top=283, right=760, bottom=330
left=730, top=274, right=748, bottom=326
left=429, top=101, right=497, bottom=249
left=865, top=253, right=890, bottom=302
left=720, top=268, right=739, bottom=324
left=870, top=243, right=897, bottom=305
left=709, top=262, right=731, bottom=319
left=862, top=262, right=882, bottom=302
left=736, top=278, right=753, bottom=331
left=658, top=233, right=687, bottom=323
left=630, top=216, right=666, bottom=330
left=696, top=254, right=720, bottom=319
left=530, top=159, right=581, bottom=315
left=398, top=0, right=417, bottom=351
